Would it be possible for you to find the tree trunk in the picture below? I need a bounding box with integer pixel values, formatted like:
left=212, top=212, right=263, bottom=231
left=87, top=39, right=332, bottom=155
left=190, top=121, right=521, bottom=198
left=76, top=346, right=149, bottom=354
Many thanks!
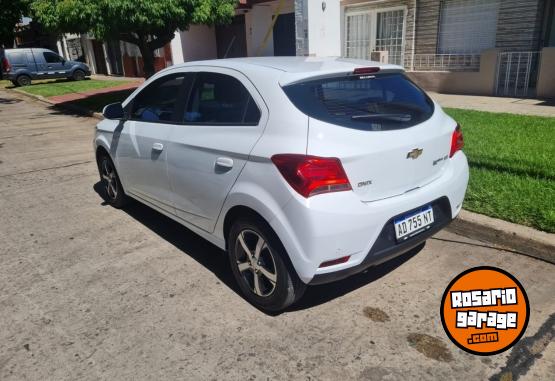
left=137, top=41, right=155, bottom=79
left=121, top=33, right=174, bottom=79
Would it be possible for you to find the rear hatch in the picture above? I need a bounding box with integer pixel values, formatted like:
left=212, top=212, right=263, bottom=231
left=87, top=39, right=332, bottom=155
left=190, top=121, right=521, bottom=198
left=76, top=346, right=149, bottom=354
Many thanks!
left=283, top=71, right=455, bottom=202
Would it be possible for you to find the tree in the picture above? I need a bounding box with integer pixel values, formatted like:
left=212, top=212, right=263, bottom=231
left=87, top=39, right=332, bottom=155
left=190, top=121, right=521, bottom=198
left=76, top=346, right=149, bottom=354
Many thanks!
left=0, top=0, right=29, bottom=47
left=31, top=0, right=238, bottom=77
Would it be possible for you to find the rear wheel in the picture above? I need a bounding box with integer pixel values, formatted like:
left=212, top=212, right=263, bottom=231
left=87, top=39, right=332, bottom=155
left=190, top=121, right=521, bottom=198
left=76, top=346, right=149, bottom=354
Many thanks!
left=97, top=152, right=128, bottom=208
left=72, top=69, right=85, bottom=81
left=228, top=217, right=306, bottom=312
left=16, top=75, right=31, bottom=86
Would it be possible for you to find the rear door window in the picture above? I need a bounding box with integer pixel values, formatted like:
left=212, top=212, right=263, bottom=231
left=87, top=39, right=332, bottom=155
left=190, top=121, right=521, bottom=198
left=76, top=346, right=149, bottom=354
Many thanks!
left=7, top=52, right=27, bottom=65
left=183, top=72, right=261, bottom=125
left=283, top=73, right=434, bottom=131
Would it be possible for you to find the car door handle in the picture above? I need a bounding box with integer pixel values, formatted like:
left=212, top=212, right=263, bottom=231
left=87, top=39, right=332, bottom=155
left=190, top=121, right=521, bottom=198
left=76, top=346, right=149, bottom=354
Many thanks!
left=215, top=157, right=234, bottom=169
left=152, top=142, right=164, bottom=151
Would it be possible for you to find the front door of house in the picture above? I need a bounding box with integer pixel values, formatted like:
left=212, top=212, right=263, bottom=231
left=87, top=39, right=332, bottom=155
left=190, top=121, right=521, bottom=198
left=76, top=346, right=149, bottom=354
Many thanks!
left=273, top=13, right=296, bottom=56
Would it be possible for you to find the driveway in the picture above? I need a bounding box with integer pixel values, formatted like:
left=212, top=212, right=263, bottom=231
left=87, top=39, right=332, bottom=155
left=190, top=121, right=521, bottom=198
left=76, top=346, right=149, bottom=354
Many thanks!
left=0, top=89, right=553, bottom=380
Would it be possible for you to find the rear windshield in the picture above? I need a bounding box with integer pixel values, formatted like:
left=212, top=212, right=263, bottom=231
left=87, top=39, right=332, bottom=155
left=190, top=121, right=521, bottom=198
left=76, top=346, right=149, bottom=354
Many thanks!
left=282, top=72, right=434, bottom=131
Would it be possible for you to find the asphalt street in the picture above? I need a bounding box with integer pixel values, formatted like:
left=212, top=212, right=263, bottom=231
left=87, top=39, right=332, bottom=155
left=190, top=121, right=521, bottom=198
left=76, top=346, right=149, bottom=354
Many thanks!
left=1, top=89, right=553, bottom=380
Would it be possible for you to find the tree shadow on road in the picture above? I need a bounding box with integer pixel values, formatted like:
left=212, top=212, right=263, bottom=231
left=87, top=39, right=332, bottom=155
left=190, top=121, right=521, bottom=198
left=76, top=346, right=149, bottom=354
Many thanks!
left=93, top=181, right=424, bottom=315
left=40, top=89, right=134, bottom=118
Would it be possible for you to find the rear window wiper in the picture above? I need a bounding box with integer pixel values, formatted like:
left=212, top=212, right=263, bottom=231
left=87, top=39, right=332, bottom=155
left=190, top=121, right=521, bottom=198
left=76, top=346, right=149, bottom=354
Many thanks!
left=351, top=113, right=412, bottom=122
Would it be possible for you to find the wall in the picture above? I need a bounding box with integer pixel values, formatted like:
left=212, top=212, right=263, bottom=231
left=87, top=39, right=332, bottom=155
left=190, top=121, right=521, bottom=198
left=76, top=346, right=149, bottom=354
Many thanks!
left=170, top=32, right=185, bottom=65
left=307, top=0, right=341, bottom=56
left=80, top=35, right=97, bottom=74
left=414, top=0, right=440, bottom=55
left=407, top=49, right=499, bottom=95
left=537, top=47, right=555, bottom=98
left=495, top=0, right=544, bottom=51
left=180, top=25, right=218, bottom=61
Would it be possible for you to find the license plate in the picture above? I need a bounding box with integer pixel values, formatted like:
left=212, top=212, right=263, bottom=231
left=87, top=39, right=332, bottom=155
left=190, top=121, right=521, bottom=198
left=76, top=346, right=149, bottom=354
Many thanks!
left=394, top=206, right=434, bottom=241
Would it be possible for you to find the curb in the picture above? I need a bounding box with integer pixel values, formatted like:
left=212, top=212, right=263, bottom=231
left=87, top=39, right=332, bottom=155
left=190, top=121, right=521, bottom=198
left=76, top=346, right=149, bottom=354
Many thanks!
left=448, top=210, right=555, bottom=264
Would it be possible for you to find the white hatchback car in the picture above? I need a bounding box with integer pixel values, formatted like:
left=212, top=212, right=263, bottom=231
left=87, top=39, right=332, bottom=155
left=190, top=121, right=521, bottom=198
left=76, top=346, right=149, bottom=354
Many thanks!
left=95, top=57, right=468, bottom=311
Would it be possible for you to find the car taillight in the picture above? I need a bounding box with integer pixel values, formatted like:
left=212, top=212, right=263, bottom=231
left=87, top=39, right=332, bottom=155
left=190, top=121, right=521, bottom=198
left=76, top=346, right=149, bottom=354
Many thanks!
left=2, top=57, right=10, bottom=72
left=271, top=154, right=352, bottom=198
left=450, top=124, right=464, bottom=158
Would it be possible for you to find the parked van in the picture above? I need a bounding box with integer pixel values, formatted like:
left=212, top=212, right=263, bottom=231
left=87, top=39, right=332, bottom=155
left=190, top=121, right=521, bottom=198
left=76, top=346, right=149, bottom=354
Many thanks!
left=1, top=48, right=91, bottom=86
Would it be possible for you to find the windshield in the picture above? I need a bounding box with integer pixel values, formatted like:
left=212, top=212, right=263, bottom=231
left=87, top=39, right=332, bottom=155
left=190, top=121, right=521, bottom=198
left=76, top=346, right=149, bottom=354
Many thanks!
left=282, top=72, right=435, bottom=131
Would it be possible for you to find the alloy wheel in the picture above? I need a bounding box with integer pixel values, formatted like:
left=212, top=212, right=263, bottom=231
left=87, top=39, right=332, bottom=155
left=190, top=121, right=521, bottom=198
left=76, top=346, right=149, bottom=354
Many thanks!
left=234, top=229, right=278, bottom=297
left=101, top=158, right=118, bottom=200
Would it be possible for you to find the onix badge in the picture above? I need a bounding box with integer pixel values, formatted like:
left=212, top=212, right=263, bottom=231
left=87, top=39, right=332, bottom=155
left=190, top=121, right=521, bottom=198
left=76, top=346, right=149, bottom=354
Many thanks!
left=406, top=148, right=423, bottom=159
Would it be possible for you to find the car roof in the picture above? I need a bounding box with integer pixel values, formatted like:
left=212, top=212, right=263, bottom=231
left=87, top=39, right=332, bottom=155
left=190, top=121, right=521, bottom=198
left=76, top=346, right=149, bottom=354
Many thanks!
left=5, top=48, right=51, bottom=53
left=173, top=56, right=404, bottom=86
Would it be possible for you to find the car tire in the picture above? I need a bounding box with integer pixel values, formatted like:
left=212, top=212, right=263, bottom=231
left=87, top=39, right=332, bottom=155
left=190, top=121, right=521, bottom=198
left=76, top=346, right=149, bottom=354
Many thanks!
left=97, top=152, right=128, bottom=208
left=16, top=75, right=31, bottom=86
left=228, top=216, right=306, bottom=312
left=72, top=69, right=86, bottom=81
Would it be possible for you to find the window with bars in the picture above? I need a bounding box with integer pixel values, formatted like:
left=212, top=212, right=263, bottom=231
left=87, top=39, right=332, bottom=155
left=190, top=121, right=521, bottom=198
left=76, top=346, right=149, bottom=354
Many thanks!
left=345, top=12, right=372, bottom=60
left=438, top=0, right=500, bottom=54
left=376, top=10, right=405, bottom=66
left=344, top=8, right=406, bottom=66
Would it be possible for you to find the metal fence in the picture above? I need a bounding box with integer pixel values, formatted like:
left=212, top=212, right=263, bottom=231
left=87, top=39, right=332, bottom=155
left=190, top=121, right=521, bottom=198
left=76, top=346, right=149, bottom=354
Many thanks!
left=408, top=54, right=481, bottom=72
left=495, top=51, right=541, bottom=97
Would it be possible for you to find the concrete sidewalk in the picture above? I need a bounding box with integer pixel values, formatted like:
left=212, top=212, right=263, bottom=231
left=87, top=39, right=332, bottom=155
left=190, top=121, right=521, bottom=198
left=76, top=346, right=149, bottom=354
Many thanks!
left=91, top=74, right=145, bottom=82
left=429, top=91, right=555, bottom=117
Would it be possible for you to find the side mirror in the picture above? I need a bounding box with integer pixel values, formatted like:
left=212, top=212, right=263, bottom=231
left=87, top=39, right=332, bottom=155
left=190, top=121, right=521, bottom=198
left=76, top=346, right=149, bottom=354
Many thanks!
left=102, top=102, right=125, bottom=120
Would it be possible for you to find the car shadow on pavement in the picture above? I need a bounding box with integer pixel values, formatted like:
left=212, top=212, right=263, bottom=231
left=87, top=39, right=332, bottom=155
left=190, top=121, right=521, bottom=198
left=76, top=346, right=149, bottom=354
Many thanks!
left=288, top=244, right=423, bottom=311
left=93, top=182, right=238, bottom=286
left=93, top=182, right=423, bottom=315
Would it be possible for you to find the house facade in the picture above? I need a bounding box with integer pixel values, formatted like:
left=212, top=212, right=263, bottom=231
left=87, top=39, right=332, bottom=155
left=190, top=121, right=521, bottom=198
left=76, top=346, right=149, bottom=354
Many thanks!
left=340, top=0, right=555, bottom=97
left=170, top=0, right=341, bottom=63
left=57, top=0, right=555, bottom=97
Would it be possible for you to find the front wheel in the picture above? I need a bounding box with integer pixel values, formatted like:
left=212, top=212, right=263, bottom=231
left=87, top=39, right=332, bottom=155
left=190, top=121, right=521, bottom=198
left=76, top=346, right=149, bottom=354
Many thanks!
left=72, top=69, right=86, bottom=81
left=228, top=217, right=306, bottom=312
left=97, top=153, right=128, bottom=208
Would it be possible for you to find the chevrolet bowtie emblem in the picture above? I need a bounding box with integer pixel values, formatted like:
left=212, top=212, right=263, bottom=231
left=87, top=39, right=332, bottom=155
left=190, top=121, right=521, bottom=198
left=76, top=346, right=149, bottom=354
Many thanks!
left=406, top=148, right=423, bottom=159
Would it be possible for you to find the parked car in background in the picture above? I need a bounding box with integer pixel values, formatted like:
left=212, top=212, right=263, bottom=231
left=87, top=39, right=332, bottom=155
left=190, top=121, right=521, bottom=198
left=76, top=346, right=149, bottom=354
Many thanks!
left=1, top=48, right=91, bottom=86
left=94, top=57, right=469, bottom=312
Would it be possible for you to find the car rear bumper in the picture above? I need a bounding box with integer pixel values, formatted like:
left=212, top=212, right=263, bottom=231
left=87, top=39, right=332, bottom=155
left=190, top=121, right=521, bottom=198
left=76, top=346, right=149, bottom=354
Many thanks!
left=273, top=152, right=469, bottom=284
left=308, top=196, right=452, bottom=285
